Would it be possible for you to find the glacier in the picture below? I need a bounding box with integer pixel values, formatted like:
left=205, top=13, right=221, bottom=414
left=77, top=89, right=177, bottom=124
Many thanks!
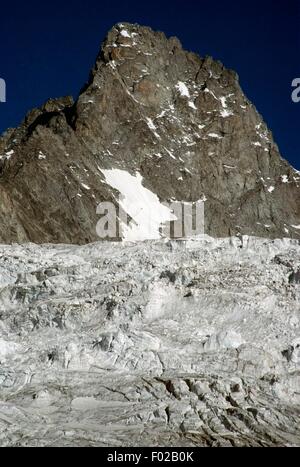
left=0, top=236, right=299, bottom=446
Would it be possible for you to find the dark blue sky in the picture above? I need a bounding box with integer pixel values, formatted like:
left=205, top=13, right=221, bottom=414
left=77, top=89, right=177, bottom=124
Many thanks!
left=0, top=0, right=299, bottom=168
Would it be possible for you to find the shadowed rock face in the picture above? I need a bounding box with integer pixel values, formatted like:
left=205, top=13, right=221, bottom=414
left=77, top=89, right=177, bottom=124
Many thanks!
left=0, top=22, right=299, bottom=244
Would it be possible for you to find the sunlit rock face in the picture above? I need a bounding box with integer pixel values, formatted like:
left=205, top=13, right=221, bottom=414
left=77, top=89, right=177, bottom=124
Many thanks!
left=0, top=23, right=300, bottom=243
left=0, top=236, right=299, bottom=446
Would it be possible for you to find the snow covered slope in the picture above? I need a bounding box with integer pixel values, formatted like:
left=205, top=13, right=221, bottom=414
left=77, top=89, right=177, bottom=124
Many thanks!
left=0, top=236, right=299, bottom=446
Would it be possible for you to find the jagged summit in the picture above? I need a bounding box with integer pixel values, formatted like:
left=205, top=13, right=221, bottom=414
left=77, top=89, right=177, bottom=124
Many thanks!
left=0, top=23, right=299, bottom=243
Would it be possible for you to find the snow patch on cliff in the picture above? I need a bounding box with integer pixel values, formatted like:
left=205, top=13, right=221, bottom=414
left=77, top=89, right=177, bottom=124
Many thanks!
left=101, top=169, right=176, bottom=241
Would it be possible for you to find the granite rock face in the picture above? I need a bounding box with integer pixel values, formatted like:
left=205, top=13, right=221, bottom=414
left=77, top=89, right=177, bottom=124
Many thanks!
left=0, top=22, right=300, bottom=243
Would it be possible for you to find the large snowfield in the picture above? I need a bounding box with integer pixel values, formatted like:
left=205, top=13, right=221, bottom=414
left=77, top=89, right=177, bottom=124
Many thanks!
left=0, top=236, right=299, bottom=446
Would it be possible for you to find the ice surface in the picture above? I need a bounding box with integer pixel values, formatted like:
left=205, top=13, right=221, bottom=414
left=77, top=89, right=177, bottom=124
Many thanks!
left=0, top=237, right=299, bottom=446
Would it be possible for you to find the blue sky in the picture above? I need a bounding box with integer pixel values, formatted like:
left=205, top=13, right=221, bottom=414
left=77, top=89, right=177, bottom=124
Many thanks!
left=0, top=0, right=299, bottom=168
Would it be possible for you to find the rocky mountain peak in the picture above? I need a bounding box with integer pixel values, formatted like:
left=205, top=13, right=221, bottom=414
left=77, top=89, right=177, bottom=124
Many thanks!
left=0, top=23, right=299, bottom=243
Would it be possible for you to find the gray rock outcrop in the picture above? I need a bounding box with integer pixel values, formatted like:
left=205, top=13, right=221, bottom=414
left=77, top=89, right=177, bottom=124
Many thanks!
left=0, top=23, right=299, bottom=243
